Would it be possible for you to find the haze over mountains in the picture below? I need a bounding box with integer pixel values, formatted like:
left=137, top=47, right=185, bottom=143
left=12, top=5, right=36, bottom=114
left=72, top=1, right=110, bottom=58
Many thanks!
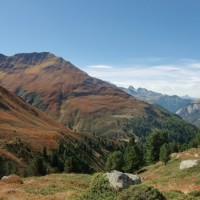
left=0, top=52, right=198, bottom=142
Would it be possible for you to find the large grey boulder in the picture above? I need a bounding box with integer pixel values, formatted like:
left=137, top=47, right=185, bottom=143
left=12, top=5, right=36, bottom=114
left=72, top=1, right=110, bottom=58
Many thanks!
left=179, top=159, right=199, bottom=170
left=106, top=170, right=141, bottom=191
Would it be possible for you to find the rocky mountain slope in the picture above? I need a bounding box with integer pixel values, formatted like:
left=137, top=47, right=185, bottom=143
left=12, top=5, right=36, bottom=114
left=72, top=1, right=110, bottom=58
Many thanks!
left=176, top=101, right=200, bottom=128
left=120, top=86, right=192, bottom=113
left=0, top=53, right=198, bottom=141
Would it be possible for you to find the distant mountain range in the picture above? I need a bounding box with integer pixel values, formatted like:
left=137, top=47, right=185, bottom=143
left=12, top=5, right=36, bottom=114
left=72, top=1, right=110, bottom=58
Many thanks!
left=119, top=86, right=193, bottom=113
left=120, top=86, right=200, bottom=128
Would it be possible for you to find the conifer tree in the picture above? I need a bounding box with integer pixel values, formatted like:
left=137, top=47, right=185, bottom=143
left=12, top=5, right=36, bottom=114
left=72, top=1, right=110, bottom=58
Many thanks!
left=159, top=143, right=170, bottom=165
left=105, top=151, right=123, bottom=172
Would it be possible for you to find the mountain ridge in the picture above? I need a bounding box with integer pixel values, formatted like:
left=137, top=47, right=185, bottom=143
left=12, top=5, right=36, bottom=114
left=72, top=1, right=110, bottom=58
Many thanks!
left=120, top=86, right=193, bottom=113
left=0, top=52, right=198, bottom=141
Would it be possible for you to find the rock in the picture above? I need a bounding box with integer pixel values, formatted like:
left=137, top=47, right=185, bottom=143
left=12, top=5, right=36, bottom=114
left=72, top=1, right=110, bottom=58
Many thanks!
left=124, top=173, right=142, bottom=184
left=1, top=174, right=23, bottom=184
left=179, top=159, right=199, bottom=170
left=106, top=170, right=141, bottom=191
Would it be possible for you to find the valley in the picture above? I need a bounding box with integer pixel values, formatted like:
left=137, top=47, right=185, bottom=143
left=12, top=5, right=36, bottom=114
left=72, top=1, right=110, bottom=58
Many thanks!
left=0, top=52, right=199, bottom=200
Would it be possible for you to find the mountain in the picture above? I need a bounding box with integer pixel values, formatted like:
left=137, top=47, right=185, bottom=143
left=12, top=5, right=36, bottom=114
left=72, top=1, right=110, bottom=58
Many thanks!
left=0, top=85, right=120, bottom=174
left=0, top=84, right=76, bottom=151
left=120, top=86, right=192, bottom=113
left=0, top=53, right=198, bottom=142
left=176, top=101, right=200, bottom=128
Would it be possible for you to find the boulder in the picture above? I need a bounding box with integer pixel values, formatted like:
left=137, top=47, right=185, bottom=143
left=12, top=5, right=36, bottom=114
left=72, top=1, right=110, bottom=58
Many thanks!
left=179, top=159, right=199, bottom=170
left=1, top=174, right=23, bottom=184
left=124, top=173, right=142, bottom=184
left=106, top=170, right=141, bottom=191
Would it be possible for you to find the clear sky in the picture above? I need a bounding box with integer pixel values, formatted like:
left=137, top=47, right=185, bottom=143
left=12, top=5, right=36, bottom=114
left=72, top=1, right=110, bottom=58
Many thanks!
left=1, top=0, right=200, bottom=97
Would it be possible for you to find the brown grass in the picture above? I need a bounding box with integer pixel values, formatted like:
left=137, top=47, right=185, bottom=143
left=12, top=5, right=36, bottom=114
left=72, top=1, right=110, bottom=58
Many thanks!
left=0, top=173, right=91, bottom=200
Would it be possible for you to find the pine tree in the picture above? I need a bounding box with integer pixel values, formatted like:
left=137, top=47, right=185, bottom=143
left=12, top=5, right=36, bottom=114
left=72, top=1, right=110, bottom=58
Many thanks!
left=50, top=151, right=59, bottom=168
left=145, top=131, right=168, bottom=164
left=159, top=143, right=170, bottom=165
left=30, top=156, right=47, bottom=176
left=64, top=157, right=73, bottom=172
left=42, top=146, right=48, bottom=161
left=123, top=146, right=141, bottom=173
left=105, top=151, right=123, bottom=172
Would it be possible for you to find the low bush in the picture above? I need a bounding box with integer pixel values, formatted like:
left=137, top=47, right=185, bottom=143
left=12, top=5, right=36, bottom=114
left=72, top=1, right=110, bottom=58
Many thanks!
left=163, top=190, right=186, bottom=200
left=117, top=184, right=166, bottom=200
left=77, top=173, right=117, bottom=200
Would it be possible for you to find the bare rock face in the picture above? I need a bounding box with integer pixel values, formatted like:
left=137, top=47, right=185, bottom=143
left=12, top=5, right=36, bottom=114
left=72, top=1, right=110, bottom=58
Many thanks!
left=106, top=170, right=141, bottom=191
left=179, top=159, right=199, bottom=170
left=1, top=175, right=23, bottom=184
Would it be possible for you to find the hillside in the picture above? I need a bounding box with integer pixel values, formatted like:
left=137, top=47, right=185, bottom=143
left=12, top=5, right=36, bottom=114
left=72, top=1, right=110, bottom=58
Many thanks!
left=0, top=85, right=118, bottom=174
left=139, top=147, right=200, bottom=198
left=176, top=101, right=200, bottom=128
left=2, top=148, right=200, bottom=200
left=0, top=52, right=198, bottom=142
left=120, top=86, right=192, bottom=113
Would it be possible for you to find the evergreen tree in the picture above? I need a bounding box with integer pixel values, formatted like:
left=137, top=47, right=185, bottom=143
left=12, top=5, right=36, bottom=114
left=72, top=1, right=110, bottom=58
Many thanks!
left=64, top=157, right=73, bottom=172
left=159, top=143, right=170, bottom=165
left=30, top=156, right=47, bottom=176
left=50, top=151, right=59, bottom=168
left=105, top=151, right=123, bottom=172
left=0, top=156, right=6, bottom=178
left=42, top=146, right=48, bottom=161
left=145, top=131, right=168, bottom=164
left=123, top=145, right=141, bottom=173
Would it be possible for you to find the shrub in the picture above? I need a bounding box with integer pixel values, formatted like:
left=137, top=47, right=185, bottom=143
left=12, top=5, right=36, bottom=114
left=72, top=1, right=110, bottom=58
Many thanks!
left=117, top=184, right=166, bottom=200
left=188, top=190, right=200, bottom=198
left=163, top=190, right=186, bottom=200
left=77, top=173, right=117, bottom=200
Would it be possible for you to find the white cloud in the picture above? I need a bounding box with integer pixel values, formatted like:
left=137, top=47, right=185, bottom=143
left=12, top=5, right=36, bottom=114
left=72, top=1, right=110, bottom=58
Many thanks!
left=87, top=65, right=113, bottom=69
left=82, top=60, right=200, bottom=98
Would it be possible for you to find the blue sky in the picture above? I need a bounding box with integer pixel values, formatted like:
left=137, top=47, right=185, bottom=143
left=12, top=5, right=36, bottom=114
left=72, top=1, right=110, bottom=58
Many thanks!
left=1, top=0, right=200, bottom=97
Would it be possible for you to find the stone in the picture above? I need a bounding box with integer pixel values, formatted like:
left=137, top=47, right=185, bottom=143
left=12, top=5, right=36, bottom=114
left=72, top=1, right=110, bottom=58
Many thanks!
left=124, top=173, right=142, bottom=184
left=179, top=159, right=199, bottom=170
left=106, top=170, right=141, bottom=191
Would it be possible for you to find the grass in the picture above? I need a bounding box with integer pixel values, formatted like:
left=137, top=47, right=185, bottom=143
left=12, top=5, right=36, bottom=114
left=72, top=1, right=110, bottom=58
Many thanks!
left=0, top=173, right=91, bottom=200
left=139, top=148, right=200, bottom=195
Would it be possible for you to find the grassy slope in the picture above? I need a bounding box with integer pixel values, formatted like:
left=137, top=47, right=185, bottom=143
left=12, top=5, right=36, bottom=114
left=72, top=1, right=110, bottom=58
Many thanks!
left=2, top=147, right=200, bottom=200
left=140, top=148, right=200, bottom=194
left=0, top=173, right=91, bottom=200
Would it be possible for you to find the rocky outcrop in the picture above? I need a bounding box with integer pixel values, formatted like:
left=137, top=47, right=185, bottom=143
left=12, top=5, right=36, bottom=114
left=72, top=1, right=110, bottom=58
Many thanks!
left=1, top=175, right=23, bottom=184
left=106, top=170, right=141, bottom=191
left=179, top=159, right=199, bottom=170
left=176, top=102, right=200, bottom=128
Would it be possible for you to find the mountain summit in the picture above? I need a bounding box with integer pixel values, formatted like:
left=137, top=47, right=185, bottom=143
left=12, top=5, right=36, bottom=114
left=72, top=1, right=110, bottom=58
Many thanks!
left=0, top=53, right=197, bottom=140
